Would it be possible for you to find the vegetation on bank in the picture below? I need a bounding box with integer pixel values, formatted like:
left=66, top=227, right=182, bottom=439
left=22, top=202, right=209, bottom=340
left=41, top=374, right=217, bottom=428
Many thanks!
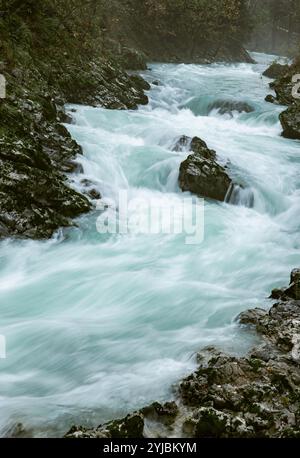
left=0, top=0, right=254, bottom=69
left=248, top=0, right=300, bottom=56
left=0, top=0, right=149, bottom=239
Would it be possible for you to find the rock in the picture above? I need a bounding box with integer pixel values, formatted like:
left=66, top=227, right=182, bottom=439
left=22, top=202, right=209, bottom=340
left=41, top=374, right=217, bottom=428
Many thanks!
left=263, top=63, right=290, bottom=79
left=65, top=413, right=145, bottom=439
left=60, top=59, right=149, bottom=109
left=121, top=47, right=147, bottom=71
left=280, top=106, right=300, bottom=140
left=80, top=179, right=101, bottom=200
left=141, top=402, right=179, bottom=426
left=62, top=161, right=84, bottom=174
left=266, top=60, right=300, bottom=140
left=172, top=135, right=192, bottom=152
left=87, top=188, right=101, bottom=200
left=208, top=100, right=254, bottom=116
left=152, top=80, right=160, bottom=86
left=190, top=137, right=216, bottom=159
left=269, top=63, right=298, bottom=107
left=0, top=157, right=91, bottom=239
left=104, top=413, right=145, bottom=438
left=265, top=94, right=278, bottom=104
left=130, top=74, right=151, bottom=91
left=178, top=137, right=232, bottom=201
left=270, top=288, right=286, bottom=300
left=237, top=308, right=267, bottom=326
left=285, top=269, right=300, bottom=300
left=0, top=53, right=150, bottom=240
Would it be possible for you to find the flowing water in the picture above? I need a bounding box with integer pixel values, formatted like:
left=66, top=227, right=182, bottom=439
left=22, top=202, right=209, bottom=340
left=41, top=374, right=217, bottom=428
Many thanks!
left=0, top=52, right=299, bottom=437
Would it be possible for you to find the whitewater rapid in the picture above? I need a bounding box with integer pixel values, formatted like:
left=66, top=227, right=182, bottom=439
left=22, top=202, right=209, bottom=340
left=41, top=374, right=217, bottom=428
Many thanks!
left=0, top=52, right=299, bottom=437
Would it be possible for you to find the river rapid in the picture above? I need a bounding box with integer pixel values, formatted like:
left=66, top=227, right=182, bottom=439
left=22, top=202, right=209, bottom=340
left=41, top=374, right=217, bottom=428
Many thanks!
left=0, top=52, right=299, bottom=437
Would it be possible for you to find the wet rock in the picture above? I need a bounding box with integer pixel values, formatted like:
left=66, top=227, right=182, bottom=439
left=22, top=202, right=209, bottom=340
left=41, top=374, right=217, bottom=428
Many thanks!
left=237, top=308, right=267, bottom=326
left=280, top=106, right=300, bottom=140
left=194, top=407, right=253, bottom=438
left=62, top=161, right=84, bottom=174
left=178, top=137, right=231, bottom=201
left=80, top=179, right=102, bottom=200
left=0, top=158, right=91, bottom=239
left=60, top=59, right=149, bottom=109
left=130, top=75, right=151, bottom=91
left=266, top=60, right=300, bottom=140
left=121, top=48, right=147, bottom=71
left=208, top=100, right=254, bottom=116
left=87, top=189, right=101, bottom=200
left=282, top=269, right=300, bottom=300
left=263, top=63, right=290, bottom=79
left=265, top=94, right=278, bottom=104
left=270, top=61, right=300, bottom=106
left=190, top=137, right=216, bottom=160
left=141, top=402, right=179, bottom=426
left=66, top=413, right=145, bottom=439
left=0, top=54, right=150, bottom=240
left=270, top=269, right=300, bottom=301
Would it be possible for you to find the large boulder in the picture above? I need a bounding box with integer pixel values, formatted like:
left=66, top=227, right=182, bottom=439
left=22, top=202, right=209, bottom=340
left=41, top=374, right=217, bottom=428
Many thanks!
left=177, top=136, right=232, bottom=201
left=263, top=63, right=290, bottom=80
left=280, top=106, right=300, bottom=140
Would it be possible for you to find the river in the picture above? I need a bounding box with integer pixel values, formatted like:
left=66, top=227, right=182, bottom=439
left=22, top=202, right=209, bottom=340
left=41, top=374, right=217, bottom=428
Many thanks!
left=0, top=52, right=299, bottom=437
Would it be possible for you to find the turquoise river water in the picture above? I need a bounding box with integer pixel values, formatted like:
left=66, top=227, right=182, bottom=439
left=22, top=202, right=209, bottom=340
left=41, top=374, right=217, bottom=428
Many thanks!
left=0, top=52, right=299, bottom=436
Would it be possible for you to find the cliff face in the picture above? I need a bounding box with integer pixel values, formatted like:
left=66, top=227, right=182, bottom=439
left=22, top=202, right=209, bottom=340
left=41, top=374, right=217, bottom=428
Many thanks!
left=103, top=0, right=254, bottom=64
left=0, top=1, right=149, bottom=239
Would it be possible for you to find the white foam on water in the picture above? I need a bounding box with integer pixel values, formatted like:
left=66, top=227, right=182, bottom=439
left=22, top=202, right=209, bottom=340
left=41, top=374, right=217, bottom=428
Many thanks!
left=0, top=53, right=299, bottom=436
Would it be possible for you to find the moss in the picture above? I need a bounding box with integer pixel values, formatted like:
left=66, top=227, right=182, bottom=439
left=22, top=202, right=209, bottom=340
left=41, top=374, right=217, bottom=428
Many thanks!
left=249, top=358, right=263, bottom=373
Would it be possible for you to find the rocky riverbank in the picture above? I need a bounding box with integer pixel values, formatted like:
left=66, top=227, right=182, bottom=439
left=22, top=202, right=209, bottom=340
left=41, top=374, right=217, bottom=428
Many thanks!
left=265, top=60, right=300, bottom=139
left=65, top=269, right=300, bottom=438
left=0, top=60, right=149, bottom=239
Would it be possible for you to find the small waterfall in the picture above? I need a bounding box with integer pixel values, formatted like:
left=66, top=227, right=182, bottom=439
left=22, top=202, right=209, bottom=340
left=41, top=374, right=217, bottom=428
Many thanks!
left=225, top=183, right=255, bottom=208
